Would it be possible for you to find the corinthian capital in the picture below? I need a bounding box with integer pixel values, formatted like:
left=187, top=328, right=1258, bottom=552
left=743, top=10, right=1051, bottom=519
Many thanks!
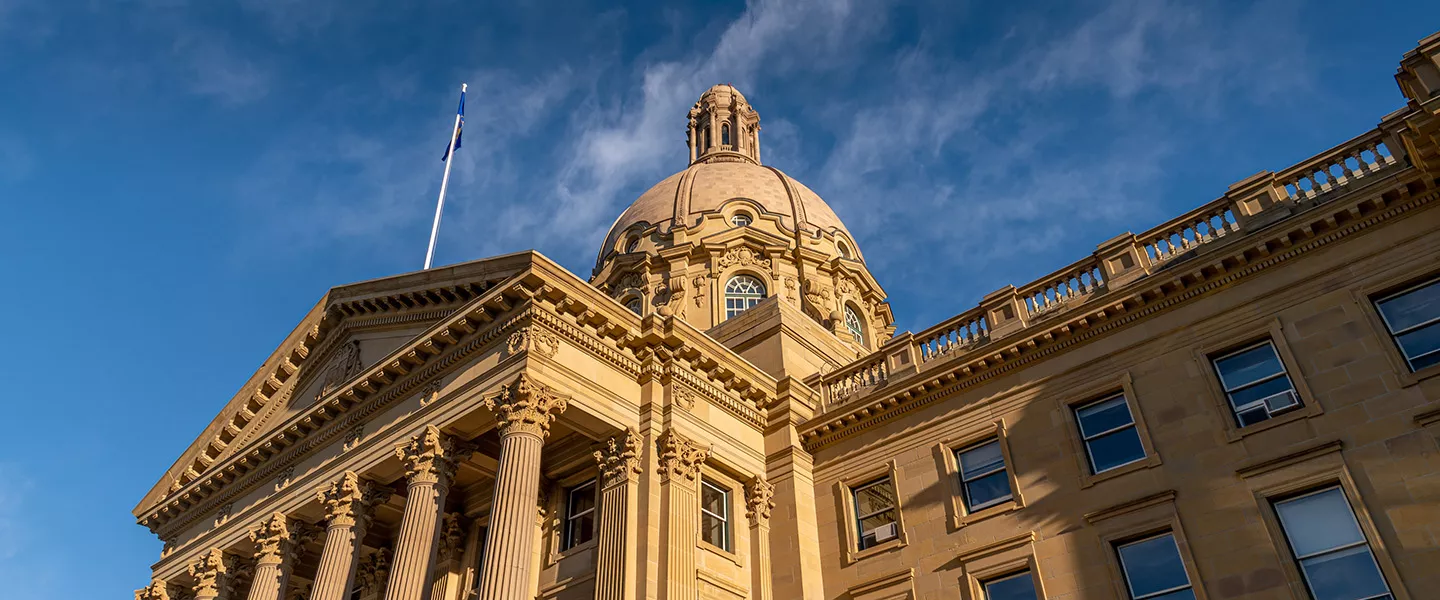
left=248, top=512, right=295, bottom=566
left=594, top=428, right=642, bottom=487
left=480, top=374, right=569, bottom=438
left=136, top=580, right=170, bottom=600
left=187, top=548, right=228, bottom=597
left=657, top=429, right=710, bottom=482
left=745, top=476, right=775, bottom=523
left=395, top=425, right=471, bottom=487
left=316, top=471, right=388, bottom=528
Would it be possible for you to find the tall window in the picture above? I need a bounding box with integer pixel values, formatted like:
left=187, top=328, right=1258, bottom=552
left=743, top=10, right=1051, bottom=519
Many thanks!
left=1274, top=487, right=1392, bottom=600
left=563, top=480, right=597, bottom=549
left=704, top=126, right=712, bottom=150
left=981, top=572, right=1038, bottom=600
left=844, top=305, right=865, bottom=345
left=1116, top=533, right=1195, bottom=600
left=1075, top=394, right=1147, bottom=474
left=721, top=123, right=731, bottom=146
left=1375, top=277, right=1440, bottom=371
left=700, top=479, right=731, bottom=551
left=724, top=275, right=766, bottom=319
left=852, top=477, right=899, bottom=550
left=1211, top=341, right=1300, bottom=427
left=956, top=439, right=1012, bottom=512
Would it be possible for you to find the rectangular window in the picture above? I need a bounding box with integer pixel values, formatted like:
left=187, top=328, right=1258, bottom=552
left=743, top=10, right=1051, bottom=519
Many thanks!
left=956, top=439, right=1012, bottom=512
left=1116, top=533, right=1196, bottom=600
left=1075, top=394, right=1147, bottom=474
left=982, top=571, right=1038, bottom=600
left=1211, top=341, right=1301, bottom=427
left=1274, top=487, right=1393, bottom=600
left=563, top=480, right=596, bottom=550
left=851, top=477, right=899, bottom=550
left=700, top=479, right=731, bottom=551
left=1375, top=277, right=1440, bottom=371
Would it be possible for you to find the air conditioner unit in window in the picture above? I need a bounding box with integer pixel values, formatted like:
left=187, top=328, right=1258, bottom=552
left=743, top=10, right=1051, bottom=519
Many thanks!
left=1261, top=390, right=1298, bottom=412
left=869, top=522, right=897, bottom=543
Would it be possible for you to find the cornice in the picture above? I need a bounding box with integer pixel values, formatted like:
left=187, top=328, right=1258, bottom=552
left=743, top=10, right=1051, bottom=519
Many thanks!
left=801, top=176, right=1435, bottom=452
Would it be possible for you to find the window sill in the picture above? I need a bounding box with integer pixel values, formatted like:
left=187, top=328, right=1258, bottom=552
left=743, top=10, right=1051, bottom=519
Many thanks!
left=548, top=538, right=597, bottom=565
left=1397, top=361, right=1440, bottom=389
left=1080, top=454, right=1161, bottom=489
left=847, top=537, right=906, bottom=564
left=1223, top=403, right=1320, bottom=443
left=954, top=499, right=1020, bottom=528
left=699, top=540, right=744, bottom=568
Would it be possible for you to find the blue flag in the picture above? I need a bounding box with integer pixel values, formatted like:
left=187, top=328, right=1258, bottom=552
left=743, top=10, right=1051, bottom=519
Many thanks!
left=442, top=90, right=465, bottom=161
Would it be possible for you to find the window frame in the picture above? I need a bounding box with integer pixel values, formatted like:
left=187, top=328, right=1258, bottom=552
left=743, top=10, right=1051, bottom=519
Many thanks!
left=1369, top=274, right=1440, bottom=379
left=730, top=213, right=752, bottom=227
left=1114, top=532, right=1197, bottom=600
left=980, top=571, right=1040, bottom=600
left=955, top=531, right=1045, bottom=600
left=935, top=419, right=1024, bottom=529
left=1194, top=320, right=1322, bottom=441
left=1210, top=340, right=1302, bottom=428
left=844, top=304, right=866, bottom=346
left=851, top=477, right=898, bottom=551
left=1058, top=372, right=1162, bottom=488
left=699, top=477, right=732, bottom=553
left=723, top=274, right=768, bottom=320
left=1272, top=486, right=1394, bottom=600
left=624, top=296, right=643, bottom=316
left=957, top=439, right=1013, bottom=513
left=1074, top=393, right=1148, bottom=475
left=562, top=479, right=598, bottom=551
left=834, top=459, right=909, bottom=564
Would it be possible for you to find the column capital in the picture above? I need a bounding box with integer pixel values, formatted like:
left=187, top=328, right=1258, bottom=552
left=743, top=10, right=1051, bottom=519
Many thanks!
left=437, top=513, right=466, bottom=562
left=356, top=548, right=392, bottom=594
left=481, top=374, right=570, bottom=438
left=394, top=425, right=471, bottom=487
left=745, top=476, right=775, bottom=523
left=594, top=428, right=642, bottom=488
left=316, top=471, right=390, bottom=528
left=248, top=512, right=308, bottom=566
left=136, top=579, right=170, bottom=600
left=187, top=548, right=229, bottom=597
left=657, top=429, right=710, bottom=482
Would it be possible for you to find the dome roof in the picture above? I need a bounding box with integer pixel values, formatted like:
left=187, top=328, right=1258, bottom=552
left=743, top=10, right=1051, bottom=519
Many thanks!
left=600, top=160, right=855, bottom=257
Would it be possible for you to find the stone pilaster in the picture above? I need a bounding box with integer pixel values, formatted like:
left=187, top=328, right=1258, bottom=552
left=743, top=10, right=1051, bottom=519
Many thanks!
left=310, top=472, right=390, bottom=600
left=428, top=513, right=466, bottom=600
left=594, top=428, right=643, bottom=600
left=765, top=380, right=824, bottom=600
left=246, top=513, right=304, bottom=600
left=746, top=477, right=775, bottom=600
left=657, top=429, right=710, bottom=600
left=189, top=548, right=244, bottom=600
left=476, top=374, right=569, bottom=600
left=137, top=579, right=170, bottom=600
left=386, top=425, right=470, bottom=600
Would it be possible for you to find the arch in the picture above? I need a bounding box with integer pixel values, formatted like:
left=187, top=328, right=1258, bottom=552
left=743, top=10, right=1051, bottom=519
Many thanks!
left=625, top=296, right=644, bottom=315
left=844, top=303, right=866, bottom=346
left=730, top=212, right=752, bottom=227
left=837, top=240, right=852, bottom=260
left=721, top=123, right=731, bottom=146
left=625, top=236, right=641, bottom=253
left=724, top=274, right=767, bottom=319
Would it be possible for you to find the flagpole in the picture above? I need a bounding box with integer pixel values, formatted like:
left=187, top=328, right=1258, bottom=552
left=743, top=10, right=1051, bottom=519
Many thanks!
left=424, top=82, right=466, bottom=270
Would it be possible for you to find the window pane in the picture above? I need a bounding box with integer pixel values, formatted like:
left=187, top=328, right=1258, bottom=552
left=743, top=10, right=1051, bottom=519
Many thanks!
left=1299, top=545, right=1391, bottom=600
left=982, top=572, right=1037, bottom=600
left=571, top=513, right=594, bottom=546
left=1276, top=489, right=1365, bottom=556
left=1144, top=591, right=1197, bottom=600
left=1118, top=535, right=1191, bottom=598
left=1377, top=281, right=1440, bottom=331
left=1396, top=324, right=1440, bottom=366
left=854, top=480, right=895, bottom=516
left=959, top=441, right=1005, bottom=477
left=701, top=483, right=727, bottom=517
left=1215, top=344, right=1285, bottom=389
left=569, top=484, right=595, bottom=515
left=1087, top=428, right=1146, bottom=473
left=1227, top=376, right=1297, bottom=411
left=858, top=509, right=896, bottom=533
left=963, top=470, right=1012, bottom=510
left=1076, top=396, right=1134, bottom=437
left=700, top=513, right=726, bottom=549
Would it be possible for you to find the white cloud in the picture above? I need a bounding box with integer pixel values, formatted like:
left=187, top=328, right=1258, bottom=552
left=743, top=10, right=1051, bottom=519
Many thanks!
left=173, top=32, right=272, bottom=106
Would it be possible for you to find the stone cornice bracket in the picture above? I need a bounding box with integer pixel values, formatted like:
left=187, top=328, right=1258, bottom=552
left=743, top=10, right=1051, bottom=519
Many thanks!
left=394, top=425, right=473, bottom=488
left=745, top=476, right=775, bottom=523
left=248, top=512, right=295, bottom=566
left=480, top=374, right=570, bottom=439
left=136, top=579, right=170, bottom=600
left=657, top=429, right=710, bottom=482
left=594, top=427, right=643, bottom=487
left=316, top=471, right=387, bottom=529
left=187, top=548, right=229, bottom=597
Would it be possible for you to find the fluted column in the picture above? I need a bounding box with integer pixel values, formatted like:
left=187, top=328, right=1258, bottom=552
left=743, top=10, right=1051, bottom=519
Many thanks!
left=657, top=430, right=710, bottom=600
left=246, top=513, right=304, bottom=600
left=476, top=374, right=569, bottom=600
left=594, top=428, right=642, bottom=600
left=386, top=425, right=470, bottom=600
left=309, top=472, right=390, bottom=600
left=746, top=478, right=775, bottom=600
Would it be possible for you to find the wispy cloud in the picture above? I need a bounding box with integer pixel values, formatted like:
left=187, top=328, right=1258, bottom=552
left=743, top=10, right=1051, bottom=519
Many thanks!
left=172, top=31, right=272, bottom=106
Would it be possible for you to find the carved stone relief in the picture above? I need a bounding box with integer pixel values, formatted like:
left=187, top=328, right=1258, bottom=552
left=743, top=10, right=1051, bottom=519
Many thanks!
left=316, top=341, right=363, bottom=402
left=506, top=326, right=560, bottom=358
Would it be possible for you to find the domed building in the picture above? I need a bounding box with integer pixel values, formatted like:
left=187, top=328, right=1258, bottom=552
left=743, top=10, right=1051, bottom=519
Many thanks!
left=133, top=40, right=1440, bottom=600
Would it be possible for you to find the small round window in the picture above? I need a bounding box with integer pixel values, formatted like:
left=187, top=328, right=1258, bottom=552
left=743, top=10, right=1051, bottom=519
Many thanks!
left=625, top=297, right=643, bottom=315
left=625, top=237, right=640, bottom=253
left=731, top=213, right=752, bottom=227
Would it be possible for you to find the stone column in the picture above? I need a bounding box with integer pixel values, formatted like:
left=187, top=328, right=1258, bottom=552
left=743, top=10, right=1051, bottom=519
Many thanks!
left=657, top=430, right=710, bottom=600
left=765, top=380, right=824, bottom=600
left=428, top=513, right=466, bottom=600
left=386, top=425, right=470, bottom=600
left=246, top=513, right=303, bottom=600
left=594, top=428, right=643, bottom=600
left=310, top=472, right=390, bottom=600
left=189, top=548, right=245, bottom=600
left=475, top=374, right=569, bottom=600
left=746, top=478, right=775, bottom=600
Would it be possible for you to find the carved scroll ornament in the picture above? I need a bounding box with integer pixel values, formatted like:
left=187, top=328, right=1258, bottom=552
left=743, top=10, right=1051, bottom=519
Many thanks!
left=480, top=374, right=570, bottom=438
left=595, top=428, right=642, bottom=486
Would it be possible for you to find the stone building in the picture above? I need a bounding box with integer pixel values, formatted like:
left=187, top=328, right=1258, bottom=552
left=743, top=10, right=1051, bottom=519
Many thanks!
left=133, top=34, right=1440, bottom=600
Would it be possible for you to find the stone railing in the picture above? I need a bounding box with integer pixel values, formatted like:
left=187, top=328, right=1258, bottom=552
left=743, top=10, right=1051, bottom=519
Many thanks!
left=812, top=124, right=1411, bottom=414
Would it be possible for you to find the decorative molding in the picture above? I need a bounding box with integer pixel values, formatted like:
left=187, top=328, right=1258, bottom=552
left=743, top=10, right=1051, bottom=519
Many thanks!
left=1236, top=439, right=1344, bottom=479
left=480, top=374, right=571, bottom=439
left=437, top=513, right=465, bottom=562
left=845, top=568, right=914, bottom=600
left=1415, top=405, right=1440, bottom=428
left=135, top=580, right=170, bottom=600
left=356, top=548, right=392, bottom=593
left=1084, top=490, right=1178, bottom=524
left=673, top=385, right=697, bottom=410
left=316, top=341, right=364, bottom=402
left=342, top=424, right=364, bottom=451
left=595, top=428, right=642, bottom=487
left=213, top=502, right=233, bottom=528
left=718, top=246, right=772, bottom=270
left=186, top=548, right=228, bottom=598
left=507, top=326, right=560, bottom=358
left=395, top=425, right=471, bottom=487
left=274, top=466, right=295, bottom=492
left=954, top=530, right=1036, bottom=563
left=745, top=476, right=775, bottom=523
left=657, top=429, right=710, bottom=482
left=317, top=471, right=387, bottom=528
left=247, top=512, right=294, bottom=566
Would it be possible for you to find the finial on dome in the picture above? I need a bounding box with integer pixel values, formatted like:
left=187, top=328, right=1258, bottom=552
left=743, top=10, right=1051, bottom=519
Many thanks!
left=687, top=84, right=761, bottom=165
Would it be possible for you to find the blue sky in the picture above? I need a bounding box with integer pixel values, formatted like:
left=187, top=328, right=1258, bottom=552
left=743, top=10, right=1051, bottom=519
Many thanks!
left=0, top=0, right=1435, bottom=597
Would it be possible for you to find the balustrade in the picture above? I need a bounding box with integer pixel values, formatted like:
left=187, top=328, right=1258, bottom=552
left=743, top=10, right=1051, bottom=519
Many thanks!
left=1277, top=133, right=1398, bottom=202
left=1017, top=259, right=1106, bottom=318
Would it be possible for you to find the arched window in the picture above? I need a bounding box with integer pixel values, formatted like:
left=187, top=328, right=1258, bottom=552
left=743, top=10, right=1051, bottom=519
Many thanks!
left=837, top=241, right=851, bottom=260
left=731, top=213, right=752, bottom=227
left=704, top=127, right=712, bottom=150
left=844, top=305, right=865, bottom=345
left=724, top=275, right=766, bottom=319
left=625, top=237, right=640, bottom=253
left=625, top=297, right=643, bottom=315
left=721, top=123, right=731, bottom=146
